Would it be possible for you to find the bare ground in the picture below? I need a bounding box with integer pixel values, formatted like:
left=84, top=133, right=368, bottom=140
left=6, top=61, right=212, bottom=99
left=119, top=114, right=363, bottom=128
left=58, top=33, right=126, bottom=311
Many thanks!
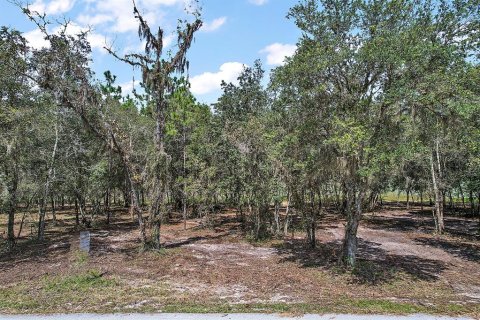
left=0, top=204, right=479, bottom=315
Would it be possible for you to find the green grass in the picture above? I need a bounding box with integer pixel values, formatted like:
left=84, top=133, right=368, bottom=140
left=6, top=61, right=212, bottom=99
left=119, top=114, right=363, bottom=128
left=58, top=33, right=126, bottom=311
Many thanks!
left=159, top=301, right=479, bottom=316
left=43, top=269, right=116, bottom=293
left=71, top=250, right=89, bottom=267
left=161, top=302, right=303, bottom=313
left=345, top=299, right=424, bottom=313
left=0, top=286, right=41, bottom=311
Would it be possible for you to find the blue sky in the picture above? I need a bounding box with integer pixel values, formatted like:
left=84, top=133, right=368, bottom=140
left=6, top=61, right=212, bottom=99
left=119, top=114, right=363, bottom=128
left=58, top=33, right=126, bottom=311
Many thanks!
left=1, top=0, right=301, bottom=104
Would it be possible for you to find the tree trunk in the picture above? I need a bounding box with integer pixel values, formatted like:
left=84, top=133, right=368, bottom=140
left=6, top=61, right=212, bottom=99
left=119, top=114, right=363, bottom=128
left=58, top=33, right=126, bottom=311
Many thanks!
left=105, top=148, right=112, bottom=225
left=274, top=200, right=281, bottom=236
left=148, top=91, right=169, bottom=249
left=284, top=191, right=291, bottom=236
left=17, top=211, right=27, bottom=239
left=4, top=141, right=19, bottom=250
left=340, top=187, right=364, bottom=268
left=333, top=185, right=340, bottom=209
left=306, top=210, right=316, bottom=249
left=6, top=177, right=18, bottom=250
left=79, top=197, right=86, bottom=221
left=307, top=188, right=318, bottom=248
left=105, top=191, right=110, bottom=225
left=448, top=191, right=454, bottom=210
left=50, top=195, right=57, bottom=224
left=459, top=186, right=465, bottom=209
left=430, top=152, right=444, bottom=234
left=255, top=207, right=261, bottom=241
left=183, top=126, right=187, bottom=231
left=127, top=185, right=147, bottom=245
left=38, top=117, right=59, bottom=241
left=477, top=193, right=480, bottom=215
left=37, top=198, right=48, bottom=241
left=123, top=181, right=130, bottom=208
left=149, top=177, right=165, bottom=249
left=75, top=198, right=79, bottom=226
left=420, top=190, right=424, bottom=212
left=18, top=194, right=36, bottom=239
left=469, top=190, right=474, bottom=215
left=406, top=189, right=410, bottom=210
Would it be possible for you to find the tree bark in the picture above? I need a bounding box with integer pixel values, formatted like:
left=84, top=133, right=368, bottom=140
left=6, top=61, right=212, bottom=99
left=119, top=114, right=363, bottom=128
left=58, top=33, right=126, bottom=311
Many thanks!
left=340, top=184, right=364, bottom=268
left=406, top=189, right=410, bottom=210
left=477, top=193, right=480, bottom=215
left=183, top=125, right=187, bottom=231
left=75, top=198, right=79, bottom=226
left=420, top=190, right=424, bottom=211
left=149, top=177, right=164, bottom=249
left=459, top=186, right=465, bottom=209
left=448, top=191, right=454, bottom=210
left=284, top=191, right=291, bottom=236
left=6, top=169, right=18, bottom=250
left=50, top=195, right=56, bottom=224
left=430, top=151, right=444, bottom=234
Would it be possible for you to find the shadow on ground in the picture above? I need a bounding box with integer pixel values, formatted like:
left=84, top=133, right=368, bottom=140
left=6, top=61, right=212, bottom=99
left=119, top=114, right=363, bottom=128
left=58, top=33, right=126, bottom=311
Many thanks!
left=365, top=207, right=479, bottom=241
left=414, top=236, right=480, bottom=263
left=273, top=238, right=447, bottom=285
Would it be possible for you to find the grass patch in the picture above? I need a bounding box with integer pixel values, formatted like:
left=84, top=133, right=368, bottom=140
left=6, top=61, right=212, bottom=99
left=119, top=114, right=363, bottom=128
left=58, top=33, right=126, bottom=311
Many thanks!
left=71, top=250, right=89, bottom=267
left=345, top=299, right=424, bottom=313
left=0, top=286, right=41, bottom=311
left=43, top=269, right=116, bottom=293
left=161, top=302, right=319, bottom=314
left=160, top=300, right=479, bottom=316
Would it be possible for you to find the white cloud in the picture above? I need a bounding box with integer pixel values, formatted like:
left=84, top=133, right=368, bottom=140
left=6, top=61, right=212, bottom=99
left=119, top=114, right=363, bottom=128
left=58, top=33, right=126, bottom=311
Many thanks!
left=29, top=0, right=76, bottom=15
left=46, top=0, right=76, bottom=14
left=163, top=34, right=176, bottom=48
left=260, top=43, right=296, bottom=66
left=77, top=0, right=186, bottom=34
left=77, top=13, right=114, bottom=26
left=190, top=62, right=246, bottom=95
left=24, top=23, right=109, bottom=53
left=200, top=17, right=227, bottom=32
left=120, top=80, right=141, bottom=96
left=143, top=0, right=185, bottom=5
left=24, top=29, right=50, bottom=50
left=249, top=0, right=268, bottom=5
left=29, top=0, right=46, bottom=13
left=95, top=0, right=153, bottom=33
left=87, top=32, right=109, bottom=52
left=59, top=22, right=109, bottom=52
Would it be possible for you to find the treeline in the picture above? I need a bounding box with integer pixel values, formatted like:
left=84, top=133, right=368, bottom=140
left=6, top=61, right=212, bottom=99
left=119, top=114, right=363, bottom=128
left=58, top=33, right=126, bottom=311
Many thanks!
left=1, top=0, right=479, bottom=267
